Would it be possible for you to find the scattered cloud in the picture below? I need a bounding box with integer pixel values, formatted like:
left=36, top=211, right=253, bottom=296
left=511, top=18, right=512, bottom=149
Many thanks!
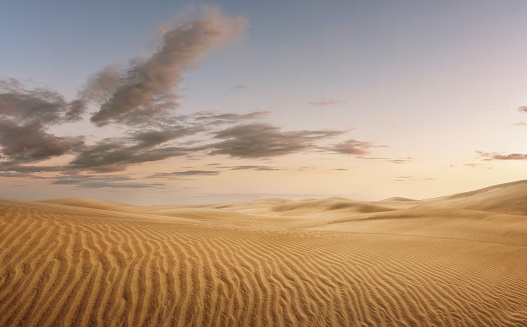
left=0, top=9, right=389, bottom=192
left=309, top=99, right=339, bottom=106
left=478, top=151, right=527, bottom=161
left=387, top=157, right=412, bottom=164
left=395, top=176, right=435, bottom=182
left=209, top=123, right=344, bottom=158
left=231, top=84, right=249, bottom=90
left=195, top=111, right=269, bottom=125
left=324, top=138, right=378, bottom=155
left=148, top=170, right=220, bottom=178
left=229, top=165, right=281, bottom=171
left=50, top=173, right=165, bottom=189
left=518, top=106, right=527, bottom=113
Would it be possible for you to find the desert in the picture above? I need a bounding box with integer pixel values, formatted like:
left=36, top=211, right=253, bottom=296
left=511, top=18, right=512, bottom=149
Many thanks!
left=1, top=180, right=526, bottom=326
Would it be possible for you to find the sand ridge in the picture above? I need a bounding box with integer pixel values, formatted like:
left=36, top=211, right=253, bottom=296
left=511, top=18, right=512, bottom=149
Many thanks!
left=1, top=181, right=527, bottom=326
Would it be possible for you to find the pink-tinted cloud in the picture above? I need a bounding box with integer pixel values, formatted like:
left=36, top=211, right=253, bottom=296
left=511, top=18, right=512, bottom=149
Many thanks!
left=309, top=99, right=339, bottom=106
left=325, top=139, right=387, bottom=156
left=478, top=151, right=527, bottom=161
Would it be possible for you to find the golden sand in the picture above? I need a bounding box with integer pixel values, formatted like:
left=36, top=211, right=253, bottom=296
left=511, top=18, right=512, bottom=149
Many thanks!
left=1, top=181, right=526, bottom=326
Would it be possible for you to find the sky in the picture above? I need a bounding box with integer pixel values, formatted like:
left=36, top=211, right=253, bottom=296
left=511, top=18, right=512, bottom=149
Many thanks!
left=1, top=0, right=526, bottom=205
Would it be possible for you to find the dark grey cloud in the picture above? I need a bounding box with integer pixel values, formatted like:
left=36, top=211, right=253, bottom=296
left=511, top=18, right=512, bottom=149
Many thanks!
left=87, top=11, right=248, bottom=126
left=0, top=164, right=65, bottom=180
left=518, top=106, right=527, bottom=113
left=324, top=138, right=376, bottom=155
left=67, top=123, right=206, bottom=172
left=0, top=171, right=47, bottom=179
left=0, top=79, right=85, bottom=165
left=309, top=99, right=339, bottom=106
left=0, top=120, right=83, bottom=164
left=69, top=137, right=194, bottom=173
left=478, top=151, right=527, bottom=161
left=209, top=123, right=344, bottom=158
left=0, top=78, right=86, bottom=125
left=149, top=170, right=220, bottom=178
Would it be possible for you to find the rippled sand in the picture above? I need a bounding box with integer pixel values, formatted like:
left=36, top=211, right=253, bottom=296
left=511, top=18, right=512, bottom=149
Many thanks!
left=1, top=180, right=526, bottom=326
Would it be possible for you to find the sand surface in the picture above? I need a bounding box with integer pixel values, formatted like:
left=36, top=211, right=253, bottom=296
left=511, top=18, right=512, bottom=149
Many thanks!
left=1, top=181, right=527, bottom=326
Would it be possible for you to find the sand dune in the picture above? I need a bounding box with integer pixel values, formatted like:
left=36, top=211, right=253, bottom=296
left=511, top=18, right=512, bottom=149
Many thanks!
left=1, top=181, right=527, bottom=326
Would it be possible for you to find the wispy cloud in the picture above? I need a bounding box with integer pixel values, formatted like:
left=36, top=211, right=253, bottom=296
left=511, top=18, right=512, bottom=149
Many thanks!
left=149, top=170, right=221, bottom=178
left=195, top=111, right=269, bottom=125
left=324, top=139, right=380, bottom=155
left=478, top=151, right=527, bottom=160
left=229, top=165, right=281, bottom=171
left=51, top=174, right=164, bottom=189
left=231, top=84, right=249, bottom=90
left=387, top=157, right=412, bottom=164
left=518, top=106, right=527, bottom=113
left=395, top=176, right=435, bottom=182
left=209, top=123, right=344, bottom=158
left=309, top=99, right=339, bottom=106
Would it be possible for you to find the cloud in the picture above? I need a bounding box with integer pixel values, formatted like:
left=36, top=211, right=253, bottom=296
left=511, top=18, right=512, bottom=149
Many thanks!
left=229, top=165, right=281, bottom=171
left=395, top=176, right=435, bottom=182
left=51, top=174, right=164, bottom=189
left=209, top=123, right=344, bottom=158
left=514, top=122, right=527, bottom=126
left=309, top=99, right=339, bottom=106
left=87, top=10, right=249, bottom=126
left=1, top=9, right=380, bottom=188
left=69, top=137, right=195, bottom=172
left=0, top=78, right=86, bottom=124
left=518, top=106, right=527, bottom=113
left=0, top=164, right=63, bottom=173
left=324, top=138, right=376, bottom=155
left=231, top=85, right=249, bottom=90
left=194, top=111, right=269, bottom=125
left=387, top=157, right=412, bottom=164
left=463, top=163, right=482, bottom=168
left=149, top=170, right=220, bottom=178
left=478, top=151, right=527, bottom=161
left=0, top=119, right=83, bottom=164
left=0, top=79, right=85, bottom=164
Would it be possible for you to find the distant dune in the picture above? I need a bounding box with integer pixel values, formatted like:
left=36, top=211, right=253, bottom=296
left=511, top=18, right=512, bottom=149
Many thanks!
left=1, top=181, right=527, bottom=326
